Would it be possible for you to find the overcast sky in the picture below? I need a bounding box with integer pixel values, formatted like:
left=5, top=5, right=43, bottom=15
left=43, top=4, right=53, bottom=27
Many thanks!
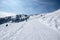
left=0, top=0, right=60, bottom=14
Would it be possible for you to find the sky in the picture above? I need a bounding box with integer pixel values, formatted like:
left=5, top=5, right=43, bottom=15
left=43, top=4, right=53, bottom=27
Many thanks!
left=0, top=0, right=60, bottom=14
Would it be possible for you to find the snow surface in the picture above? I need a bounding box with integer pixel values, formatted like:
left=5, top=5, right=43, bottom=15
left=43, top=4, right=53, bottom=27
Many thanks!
left=0, top=9, right=60, bottom=40
left=39, top=9, right=60, bottom=30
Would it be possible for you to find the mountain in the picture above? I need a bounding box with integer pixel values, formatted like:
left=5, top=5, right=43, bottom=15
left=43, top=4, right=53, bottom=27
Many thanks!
left=0, top=9, right=60, bottom=40
left=0, top=14, right=30, bottom=25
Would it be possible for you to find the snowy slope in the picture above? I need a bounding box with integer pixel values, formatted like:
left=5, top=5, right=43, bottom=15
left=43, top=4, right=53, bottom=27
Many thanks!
left=0, top=9, right=60, bottom=40
left=39, top=9, right=60, bottom=30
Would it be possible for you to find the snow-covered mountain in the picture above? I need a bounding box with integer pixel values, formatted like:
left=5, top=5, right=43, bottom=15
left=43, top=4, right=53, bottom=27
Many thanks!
left=0, top=9, right=60, bottom=40
left=0, top=14, right=30, bottom=25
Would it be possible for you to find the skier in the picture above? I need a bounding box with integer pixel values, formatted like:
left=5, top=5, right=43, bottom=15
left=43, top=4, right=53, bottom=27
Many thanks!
left=6, top=24, right=8, bottom=27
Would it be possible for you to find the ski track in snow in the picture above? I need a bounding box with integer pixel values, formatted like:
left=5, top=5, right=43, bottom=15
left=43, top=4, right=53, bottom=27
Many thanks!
left=0, top=18, right=60, bottom=40
left=0, top=21, right=26, bottom=40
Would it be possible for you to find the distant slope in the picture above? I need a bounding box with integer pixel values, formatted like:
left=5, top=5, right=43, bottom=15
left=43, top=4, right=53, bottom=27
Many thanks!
left=0, top=14, right=30, bottom=25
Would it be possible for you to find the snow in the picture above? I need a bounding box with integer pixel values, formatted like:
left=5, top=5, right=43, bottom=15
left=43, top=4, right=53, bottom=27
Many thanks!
left=0, top=9, right=60, bottom=40
left=39, top=9, right=60, bottom=30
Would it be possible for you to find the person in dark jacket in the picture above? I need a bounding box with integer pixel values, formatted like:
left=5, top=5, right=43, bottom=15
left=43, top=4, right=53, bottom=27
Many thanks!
left=6, top=24, right=8, bottom=27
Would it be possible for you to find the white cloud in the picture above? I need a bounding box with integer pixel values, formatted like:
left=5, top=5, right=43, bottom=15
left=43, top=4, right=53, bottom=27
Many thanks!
left=2, top=0, right=19, bottom=6
left=0, top=11, right=16, bottom=17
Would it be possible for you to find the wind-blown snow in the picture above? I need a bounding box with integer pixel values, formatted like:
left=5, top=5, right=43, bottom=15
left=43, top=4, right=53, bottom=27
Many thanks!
left=0, top=9, right=60, bottom=40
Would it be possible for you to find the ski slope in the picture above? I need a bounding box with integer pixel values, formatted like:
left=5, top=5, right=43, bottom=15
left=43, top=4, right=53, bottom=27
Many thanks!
left=0, top=9, right=60, bottom=40
left=39, top=9, right=60, bottom=30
